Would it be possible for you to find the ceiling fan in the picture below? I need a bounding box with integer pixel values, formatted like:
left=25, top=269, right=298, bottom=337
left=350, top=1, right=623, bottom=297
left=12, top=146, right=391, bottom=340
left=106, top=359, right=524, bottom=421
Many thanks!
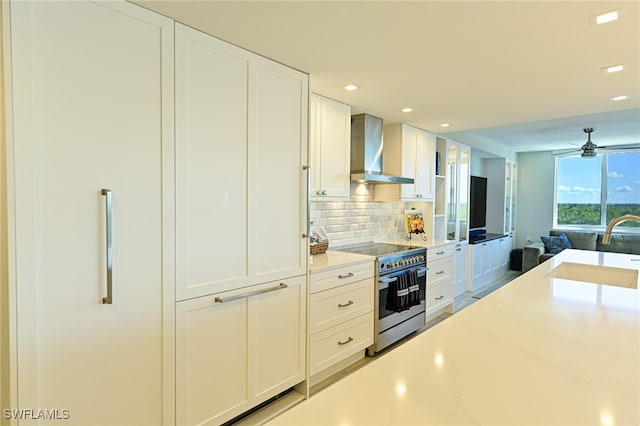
left=554, top=127, right=640, bottom=158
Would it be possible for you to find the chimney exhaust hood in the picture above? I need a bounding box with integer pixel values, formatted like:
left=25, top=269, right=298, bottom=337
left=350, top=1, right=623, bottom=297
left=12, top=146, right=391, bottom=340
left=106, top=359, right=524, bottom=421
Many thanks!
left=350, top=113, right=414, bottom=184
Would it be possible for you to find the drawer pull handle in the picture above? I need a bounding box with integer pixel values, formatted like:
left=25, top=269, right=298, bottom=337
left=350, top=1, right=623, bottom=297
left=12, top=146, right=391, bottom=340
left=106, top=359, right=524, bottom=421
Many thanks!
left=436, top=251, right=445, bottom=255
left=456, top=248, right=461, bottom=252
left=338, top=337, right=354, bottom=346
left=435, top=295, right=444, bottom=300
left=338, top=300, right=354, bottom=308
left=214, top=283, right=287, bottom=303
left=338, top=272, right=354, bottom=279
left=436, top=270, right=445, bottom=275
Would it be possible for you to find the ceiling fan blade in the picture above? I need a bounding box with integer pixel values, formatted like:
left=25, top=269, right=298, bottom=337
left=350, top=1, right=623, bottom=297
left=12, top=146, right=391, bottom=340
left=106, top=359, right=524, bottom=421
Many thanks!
left=598, top=144, right=640, bottom=150
left=552, top=148, right=581, bottom=157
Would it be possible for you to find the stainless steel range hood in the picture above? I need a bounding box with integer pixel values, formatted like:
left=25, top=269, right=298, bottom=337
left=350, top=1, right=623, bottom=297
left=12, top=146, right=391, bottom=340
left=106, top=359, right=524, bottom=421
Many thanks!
left=350, top=113, right=414, bottom=184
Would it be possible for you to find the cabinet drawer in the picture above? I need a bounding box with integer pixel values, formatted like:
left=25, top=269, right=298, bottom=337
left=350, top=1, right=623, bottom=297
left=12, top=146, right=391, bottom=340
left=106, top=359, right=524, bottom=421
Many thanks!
left=310, top=261, right=375, bottom=293
left=427, top=257, right=455, bottom=286
left=427, top=280, right=453, bottom=312
left=309, top=313, right=374, bottom=376
left=309, top=279, right=374, bottom=335
left=427, top=243, right=455, bottom=262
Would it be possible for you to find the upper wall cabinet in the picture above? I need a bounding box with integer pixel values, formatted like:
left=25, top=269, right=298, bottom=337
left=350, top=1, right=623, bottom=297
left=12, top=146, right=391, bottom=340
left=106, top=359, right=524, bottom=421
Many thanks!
left=309, top=94, right=351, bottom=200
left=175, top=24, right=308, bottom=301
left=376, top=123, right=436, bottom=201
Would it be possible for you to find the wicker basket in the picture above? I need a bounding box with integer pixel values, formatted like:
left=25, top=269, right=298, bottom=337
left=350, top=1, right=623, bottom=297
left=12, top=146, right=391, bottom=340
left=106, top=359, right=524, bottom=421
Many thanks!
left=309, top=241, right=329, bottom=255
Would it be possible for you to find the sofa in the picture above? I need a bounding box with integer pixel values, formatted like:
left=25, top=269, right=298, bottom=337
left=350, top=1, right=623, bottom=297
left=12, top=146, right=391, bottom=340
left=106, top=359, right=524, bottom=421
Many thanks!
left=523, top=230, right=640, bottom=272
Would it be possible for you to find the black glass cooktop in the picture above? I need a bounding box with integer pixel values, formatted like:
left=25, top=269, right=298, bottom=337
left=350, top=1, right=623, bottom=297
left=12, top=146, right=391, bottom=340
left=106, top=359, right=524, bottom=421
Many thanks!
left=335, top=242, right=422, bottom=257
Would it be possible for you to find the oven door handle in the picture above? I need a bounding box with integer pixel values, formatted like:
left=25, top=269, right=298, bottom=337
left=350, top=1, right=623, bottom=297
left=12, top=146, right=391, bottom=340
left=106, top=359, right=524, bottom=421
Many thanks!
left=378, top=267, right=428, bottom=289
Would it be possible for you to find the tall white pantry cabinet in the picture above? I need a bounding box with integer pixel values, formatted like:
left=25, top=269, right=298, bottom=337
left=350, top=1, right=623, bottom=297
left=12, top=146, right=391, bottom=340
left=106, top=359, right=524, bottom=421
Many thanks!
left=174, top=24, right=308, bottom=425
left=1, top=2, right=308, bottom=426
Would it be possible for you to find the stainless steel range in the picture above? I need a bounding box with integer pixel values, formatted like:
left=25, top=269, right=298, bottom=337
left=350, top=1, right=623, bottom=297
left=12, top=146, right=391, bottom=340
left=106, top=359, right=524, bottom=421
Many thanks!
left=336, top=243, right=427, bottom=355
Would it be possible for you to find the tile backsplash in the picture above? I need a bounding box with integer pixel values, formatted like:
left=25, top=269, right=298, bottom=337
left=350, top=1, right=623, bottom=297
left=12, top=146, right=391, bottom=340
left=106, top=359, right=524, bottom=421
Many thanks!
left=310, top=184, right=409, bottom=248
left=310, top=200, right=407, bottom=248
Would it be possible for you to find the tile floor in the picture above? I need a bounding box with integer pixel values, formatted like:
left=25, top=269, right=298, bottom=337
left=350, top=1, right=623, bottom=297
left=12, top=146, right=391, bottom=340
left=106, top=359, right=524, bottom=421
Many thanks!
left=310, top=270, right=523, bottom=396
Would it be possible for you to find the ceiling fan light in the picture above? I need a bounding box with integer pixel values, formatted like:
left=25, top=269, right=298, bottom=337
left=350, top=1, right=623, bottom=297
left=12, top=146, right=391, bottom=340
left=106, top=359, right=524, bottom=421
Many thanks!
left=581, top=150, right=597, bottom=158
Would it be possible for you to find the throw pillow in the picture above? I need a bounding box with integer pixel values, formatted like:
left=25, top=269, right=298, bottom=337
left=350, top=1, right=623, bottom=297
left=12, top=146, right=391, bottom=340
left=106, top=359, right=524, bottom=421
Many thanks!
left=540, top=233, right=573, bottom=254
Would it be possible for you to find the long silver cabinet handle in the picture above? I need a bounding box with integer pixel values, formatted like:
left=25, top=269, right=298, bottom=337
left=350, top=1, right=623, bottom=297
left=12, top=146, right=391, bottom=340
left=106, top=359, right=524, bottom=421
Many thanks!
left=101, top=189, right=113, bottom=304
left=338, top=272, right=354, bottom=279
left=214, top=283, right=287, bottom=304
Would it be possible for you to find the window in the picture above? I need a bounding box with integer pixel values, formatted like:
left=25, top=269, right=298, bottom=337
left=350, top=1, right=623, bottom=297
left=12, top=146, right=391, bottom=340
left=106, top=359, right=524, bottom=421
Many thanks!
left=555, top=151, right=640, bottom=228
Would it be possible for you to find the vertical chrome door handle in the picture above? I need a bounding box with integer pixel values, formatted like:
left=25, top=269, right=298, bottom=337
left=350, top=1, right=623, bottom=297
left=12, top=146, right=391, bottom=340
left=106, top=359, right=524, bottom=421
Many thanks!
left=101, top=189, right=113, bottom=304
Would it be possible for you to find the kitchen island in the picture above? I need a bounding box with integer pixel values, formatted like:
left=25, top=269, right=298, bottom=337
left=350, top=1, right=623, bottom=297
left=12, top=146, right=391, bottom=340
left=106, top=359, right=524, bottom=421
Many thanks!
left=268, top=249, right=639, bottom=425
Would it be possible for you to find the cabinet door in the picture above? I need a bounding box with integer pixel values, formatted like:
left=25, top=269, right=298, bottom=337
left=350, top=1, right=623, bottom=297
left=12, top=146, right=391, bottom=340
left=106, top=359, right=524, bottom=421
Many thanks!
left=416, top=131, right=435, bottom=200
left=319, top=97, right=351, bottom=198
left=176, top=292, right=249, bottom=425
left=9, top=1, right=172, bottom=423
left=176, top=276, right=305, bottom=425
left=249, top=276, right=306, bottom=401
left=401, top=127, right=419, bottom=199
left=454, top=242, right=468, bottom=297
left=251, top=58, right=308, bottom=281
left=309, top=94, right=323, bottom=197
left=309, top=95, right=351, bottom=199
left=458, top=146, right=471, bottom=242
left=470, top=244, right=485, bottom=285
left=175, top=23, right=251, bottom=300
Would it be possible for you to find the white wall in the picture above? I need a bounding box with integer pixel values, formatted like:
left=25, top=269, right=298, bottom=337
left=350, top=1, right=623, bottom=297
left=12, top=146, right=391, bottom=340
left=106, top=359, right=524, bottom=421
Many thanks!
left=515, top=151, right=556, bottom=247
left=470, top=154, right=486, bottom=177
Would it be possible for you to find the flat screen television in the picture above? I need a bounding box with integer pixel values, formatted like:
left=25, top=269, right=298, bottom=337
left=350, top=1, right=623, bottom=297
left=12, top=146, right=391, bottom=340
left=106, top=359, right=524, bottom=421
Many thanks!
left=469, top=175, right=487, bottom=230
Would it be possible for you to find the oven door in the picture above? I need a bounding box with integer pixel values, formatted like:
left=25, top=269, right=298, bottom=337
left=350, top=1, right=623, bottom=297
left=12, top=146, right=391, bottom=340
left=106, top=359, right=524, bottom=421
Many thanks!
left=378, top=266, right=427, bottom=332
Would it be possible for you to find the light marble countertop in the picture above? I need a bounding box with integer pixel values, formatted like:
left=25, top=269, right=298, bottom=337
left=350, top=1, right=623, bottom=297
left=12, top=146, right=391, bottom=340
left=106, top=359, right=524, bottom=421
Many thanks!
left=270, top=249, right=640, bottom=425
left=309, top=250, right=375, bottom=272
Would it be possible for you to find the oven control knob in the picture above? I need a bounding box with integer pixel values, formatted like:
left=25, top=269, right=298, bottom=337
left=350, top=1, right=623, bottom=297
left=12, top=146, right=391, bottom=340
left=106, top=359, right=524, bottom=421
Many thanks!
left=387, top=261, right=395, bottom=269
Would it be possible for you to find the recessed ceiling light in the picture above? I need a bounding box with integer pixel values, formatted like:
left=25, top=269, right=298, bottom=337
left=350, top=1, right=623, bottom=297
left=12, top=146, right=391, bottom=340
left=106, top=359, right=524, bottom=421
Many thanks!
left=440, top=123, right=451, bottom=128
left=591, top=9, right=622, bottom=25
left=602, top=64, right=624, bottom=74
left=610, top=95, right=629, bottom=101
left=401, top=107, right=413, bottom=113
left=344, top=84, right=359, bottom=91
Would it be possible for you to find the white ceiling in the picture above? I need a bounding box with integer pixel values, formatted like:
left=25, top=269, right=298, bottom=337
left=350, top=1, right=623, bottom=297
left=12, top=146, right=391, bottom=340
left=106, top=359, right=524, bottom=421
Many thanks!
left=135, top=0, right=640, bottom=155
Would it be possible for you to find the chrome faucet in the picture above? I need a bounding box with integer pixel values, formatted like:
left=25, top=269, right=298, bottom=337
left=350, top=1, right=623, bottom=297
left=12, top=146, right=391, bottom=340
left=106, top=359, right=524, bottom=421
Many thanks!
left=602, top=214, right=640, bottom=244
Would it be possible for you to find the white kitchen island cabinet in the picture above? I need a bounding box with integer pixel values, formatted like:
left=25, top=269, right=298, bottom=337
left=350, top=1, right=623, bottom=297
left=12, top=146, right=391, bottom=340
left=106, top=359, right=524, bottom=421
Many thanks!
left=3, top=1, right=173, bottom=424
left=175, top=23, right=308, bottom=301
left=176, top=276, right=306, bottom=426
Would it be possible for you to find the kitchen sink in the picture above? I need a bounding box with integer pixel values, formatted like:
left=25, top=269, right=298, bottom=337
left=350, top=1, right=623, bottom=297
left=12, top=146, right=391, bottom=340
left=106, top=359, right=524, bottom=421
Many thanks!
left=546, top=262, right=638, bottom=289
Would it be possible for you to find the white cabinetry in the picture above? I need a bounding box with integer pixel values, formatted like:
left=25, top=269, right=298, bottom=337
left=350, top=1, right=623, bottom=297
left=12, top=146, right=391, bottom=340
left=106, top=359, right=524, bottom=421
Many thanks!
left=173, top=24, right=308, bottom=424
left=308, top=261, right=375, bottom=383
left=310, top=94, right=351, bottom=199
left=3, top=1, right=172, bottom=423
left=175, top=23, right=308, bottom=301
left=426, top=242, right=455, bottom=317
left=454, top=241, right=469, bottom=297
left=376, top=124, right=436, bottom=201
left=435, top=137, right=470, bottom=296
left=486, top=159, right=518, bottom=251
left=468, top=236, right=510, bottom=292
left=176, top=277, right=306, bottom=425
